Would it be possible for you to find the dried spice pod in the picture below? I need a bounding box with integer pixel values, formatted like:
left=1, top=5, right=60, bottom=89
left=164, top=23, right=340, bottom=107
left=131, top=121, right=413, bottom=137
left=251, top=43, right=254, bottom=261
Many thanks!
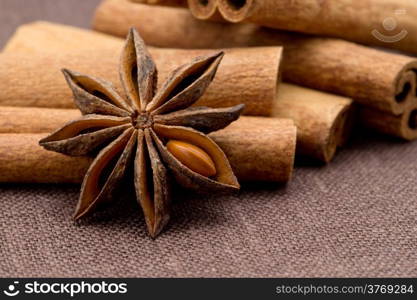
left=0, top=87, right=352, bottom=164
left=75, top=127, right=137, bottom=220
left=91, top=1, right=417, bottom=116
left=281, top=38, right=417, bottom=116
left=0, top=116, right=296, bottom=184
left=2, top=23, right=280, bottom=116
left=39, top=29, right=243, bottom=237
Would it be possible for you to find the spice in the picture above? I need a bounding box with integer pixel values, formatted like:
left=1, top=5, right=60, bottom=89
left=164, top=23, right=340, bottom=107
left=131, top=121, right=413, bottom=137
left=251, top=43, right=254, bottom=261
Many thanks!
left=0, top=117, right=296, bottom=183
left=360, top=104, right=417, bottom=141
left=0, top=134, right=92, bottom=184
left=39, top=29, right=243, bottom=237
left=216, top=0, right=417, bottom=56
left=2, top=22, right=360, bottom=159
left=92, top=1, right=417, bottom=115
left=187, top=0, right=223, bottom=20
left=130, top=0, right=187, bottom=6
left=273, top=84, right=355, bottom=162
left=2, top=25, right=280, bottom=116
left=0, top=106, right=80, bottom=134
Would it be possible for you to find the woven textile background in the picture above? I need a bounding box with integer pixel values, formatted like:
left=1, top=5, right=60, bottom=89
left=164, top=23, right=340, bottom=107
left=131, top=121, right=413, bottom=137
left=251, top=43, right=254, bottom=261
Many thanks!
left=0, top=0, right=416, bottom=278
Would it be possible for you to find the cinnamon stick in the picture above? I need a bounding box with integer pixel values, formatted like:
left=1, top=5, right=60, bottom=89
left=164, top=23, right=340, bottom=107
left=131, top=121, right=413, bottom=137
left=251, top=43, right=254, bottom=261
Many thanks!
left=0, top=116, right=296, bottom=183
left=129, top=0, right=221, bottom=21
left=0, top=107, right=80, bottom=133
left=2, top=22, right=357, bottom=160
left=216, top=0, right=417, bottom=56
left=360, top=104, right=417, bottom=141
left=4, top=21, right=123, bottom=53
left=2, top=31, right=280, bottom=116
left=0, top=134, right=91, bottom=184
left=91, top=0, right=417, bottom=116
left=187, top=0, right=223, bottom=21
left=0, top=81, right=355, bottom=163
left=210, top=117, right=296, bottom=182
left=130, top=0, right=186, bottom=6
left=274, top=84, right=355, bottom=162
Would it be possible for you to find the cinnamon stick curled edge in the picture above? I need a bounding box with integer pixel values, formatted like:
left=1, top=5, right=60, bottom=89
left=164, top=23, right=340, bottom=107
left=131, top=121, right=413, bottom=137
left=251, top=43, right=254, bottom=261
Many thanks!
left=129, top=0, right=187, bottom=7
left=2, top=21, right=355, bottom=161
left=0, top=112, right=296, bottom=183
left=275, top=84, right=355, bottom=162
left=91, top=0, right=417, bottom=116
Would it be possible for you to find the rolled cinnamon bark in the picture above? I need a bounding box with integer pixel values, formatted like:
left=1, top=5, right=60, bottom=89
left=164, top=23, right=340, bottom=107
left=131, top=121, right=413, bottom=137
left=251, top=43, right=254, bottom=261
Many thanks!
left=210, top=117, right=296, bottom=182
left=1, top=35, right=281, bottom=116
left=0, top=117, right=297, bottom=183
left=129, top=0, right=220, bottom=20
left=91, top=0, right=260, bottom=48
left=130, top=0, right=186, bottom=6
left=91, top=0, right=417, bottom=115
left=216, top=0, right=417, bottom=56
left=0, top=134, right=91, bottom=184
left=187, top=0, right=223, bottom=21
left=274, top=84, right=355, bottom=162
left=2, top=22, right=358, bottom=160
left=360, top=103, right=417, bottom=141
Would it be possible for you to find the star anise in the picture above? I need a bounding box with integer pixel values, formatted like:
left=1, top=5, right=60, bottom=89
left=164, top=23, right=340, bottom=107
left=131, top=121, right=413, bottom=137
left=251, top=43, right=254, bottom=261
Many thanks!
left=39, top=29, right=244, bottom=237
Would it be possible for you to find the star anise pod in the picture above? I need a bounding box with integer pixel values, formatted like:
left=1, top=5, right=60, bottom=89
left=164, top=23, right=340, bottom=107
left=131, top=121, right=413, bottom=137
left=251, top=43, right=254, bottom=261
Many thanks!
left=39, top=29, right=244, bottom=237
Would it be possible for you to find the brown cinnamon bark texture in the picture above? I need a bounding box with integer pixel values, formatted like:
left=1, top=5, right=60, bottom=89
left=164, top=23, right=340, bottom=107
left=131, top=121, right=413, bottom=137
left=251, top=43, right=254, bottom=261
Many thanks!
left=130, top=0, right=220, bottom=20
left=0, top=116, right=296, bottom=183
left=187, top=0, right=224, bottom=21
left=0, top=134, right=92, bottom=184
left=92, top=0, right=417, bottom=115
left=274, top=84, right=355, bottom=162
left=1, top=28, right=281, bottom=116
left=216, top=0, right=417, bottom=56
left=360, top=103, right=417, bottom=141
left=4, top=21, right=123, bottom=53
left=2, top=22, right=359, bottom=159
left=0, top=107, right=80, bottom=133
left=129, top=0, right=187, bottom=7
left=210, top=117, right=296, bottom=182
left=0, top=86, right=353, bottom=164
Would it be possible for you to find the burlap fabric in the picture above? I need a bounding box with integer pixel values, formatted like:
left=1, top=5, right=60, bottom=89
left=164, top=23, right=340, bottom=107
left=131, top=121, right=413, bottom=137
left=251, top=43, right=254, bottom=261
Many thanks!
left=0, top=0, right=416, bottom=277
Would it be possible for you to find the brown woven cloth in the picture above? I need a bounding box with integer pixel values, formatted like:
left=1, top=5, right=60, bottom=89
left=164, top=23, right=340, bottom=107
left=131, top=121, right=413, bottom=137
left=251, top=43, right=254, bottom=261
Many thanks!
left=1, top=0, right=416, bottom=278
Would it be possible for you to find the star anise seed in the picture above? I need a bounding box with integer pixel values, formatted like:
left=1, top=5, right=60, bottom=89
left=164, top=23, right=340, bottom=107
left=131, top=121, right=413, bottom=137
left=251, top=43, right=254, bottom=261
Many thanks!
left=39, top=28, right=244, bottom=237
